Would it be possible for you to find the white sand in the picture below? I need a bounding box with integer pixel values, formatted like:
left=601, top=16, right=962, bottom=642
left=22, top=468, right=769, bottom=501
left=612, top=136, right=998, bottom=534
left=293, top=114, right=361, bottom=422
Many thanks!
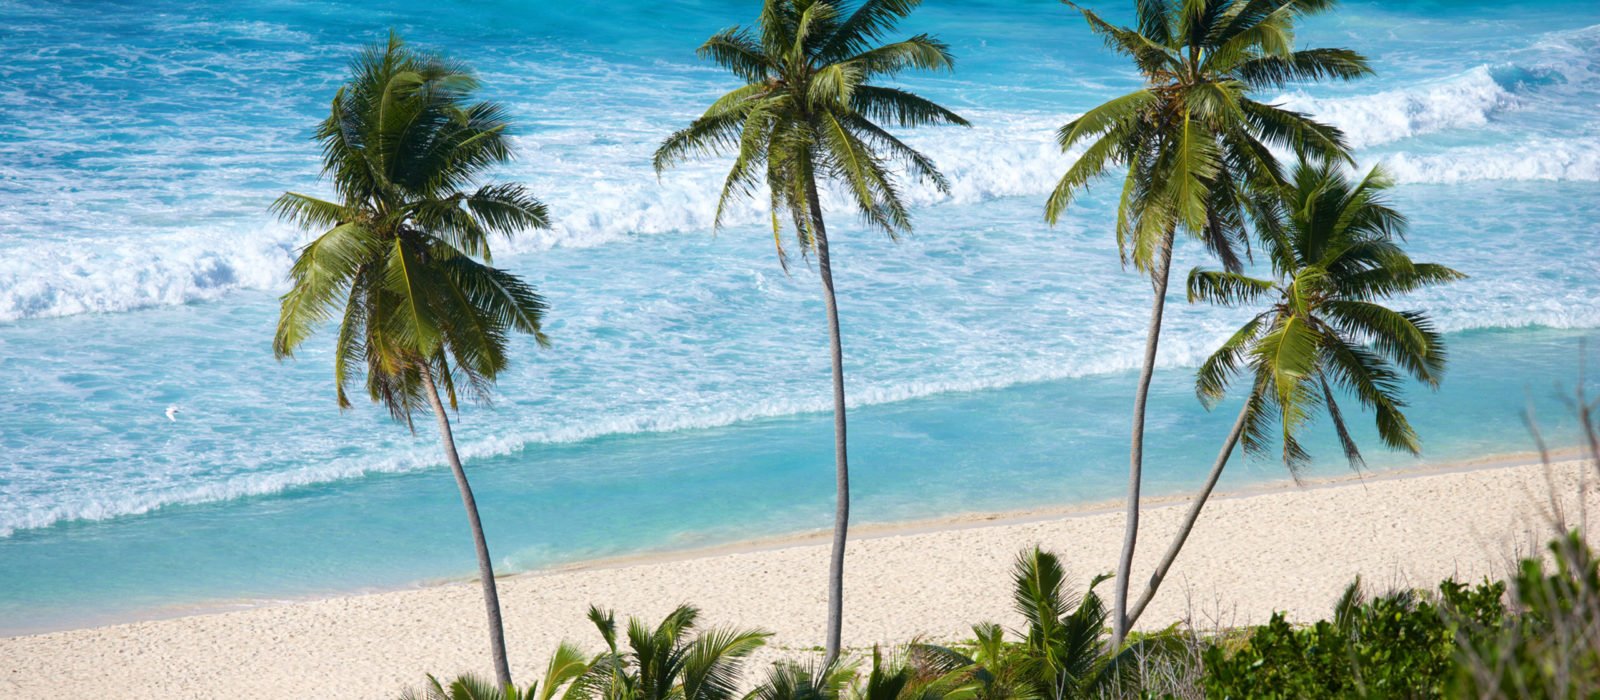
left=3, top=457, right=1596, bottom=699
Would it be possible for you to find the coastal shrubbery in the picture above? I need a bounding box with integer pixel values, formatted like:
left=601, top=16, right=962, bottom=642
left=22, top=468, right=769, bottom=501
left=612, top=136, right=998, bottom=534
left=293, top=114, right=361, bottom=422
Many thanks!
left=1205, top=531, right=1600, bottom=698
left=403, top=532, right=1600, bottom=699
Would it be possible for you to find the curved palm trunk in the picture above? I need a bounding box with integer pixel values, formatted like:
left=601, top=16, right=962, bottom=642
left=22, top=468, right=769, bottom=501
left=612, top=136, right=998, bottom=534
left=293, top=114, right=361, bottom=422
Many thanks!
left=1112, top=227, right=1175, bottom=647
left=806, top=178, right=850, bottom=666
left=419, top=365, right=513, bottom=688
left=1123, top=399, right=1250, bottom=630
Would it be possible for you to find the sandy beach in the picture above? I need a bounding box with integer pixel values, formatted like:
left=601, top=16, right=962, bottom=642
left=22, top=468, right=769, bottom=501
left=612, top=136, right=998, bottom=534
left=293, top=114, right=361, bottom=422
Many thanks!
left=3, top=456, right=1595, bottom=698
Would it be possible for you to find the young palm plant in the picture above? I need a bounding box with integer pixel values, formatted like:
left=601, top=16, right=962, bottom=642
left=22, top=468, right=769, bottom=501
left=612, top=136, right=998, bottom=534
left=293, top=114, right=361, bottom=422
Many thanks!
left=745, top=659, right=858, bottom=700
left=915, top=549, right=1137, bottom=700
left=1122, top=161, right=1464, bottom=629
left=654, top=0, right=969, bottom=663
left=271, top=33, right=551, bottom=687
left=579, top=604, right=770, bottom=700
left=401, top=642, right=596, bottom=700
left=747, top=646, right=961, bottom=700
left=1043, top=0, right=1372, bottom=645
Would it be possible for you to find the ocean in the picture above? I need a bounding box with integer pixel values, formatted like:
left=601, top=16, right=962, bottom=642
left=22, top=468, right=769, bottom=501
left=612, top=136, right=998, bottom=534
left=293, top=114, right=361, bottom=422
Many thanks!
left=1, top=0, right=1597, bottom=634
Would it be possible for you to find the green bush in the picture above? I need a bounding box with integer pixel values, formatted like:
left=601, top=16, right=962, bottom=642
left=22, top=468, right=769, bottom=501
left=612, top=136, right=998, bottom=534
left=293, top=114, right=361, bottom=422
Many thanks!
left=1200, top=578, right=1500, bottom=699
left=1201, top=532, right=1600, bottom=699
left=1451, top=531, right=1600, bottom=698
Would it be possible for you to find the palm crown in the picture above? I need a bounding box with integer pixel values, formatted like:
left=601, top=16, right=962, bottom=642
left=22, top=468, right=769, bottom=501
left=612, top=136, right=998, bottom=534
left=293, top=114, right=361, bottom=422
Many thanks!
left=271, top=33, right=550, bottom=423
left=653, top=0, right=969, bottom=265
left=1188, top=160, right=1464, bottom=472
left=1047, top=0, right=1371, bottom=272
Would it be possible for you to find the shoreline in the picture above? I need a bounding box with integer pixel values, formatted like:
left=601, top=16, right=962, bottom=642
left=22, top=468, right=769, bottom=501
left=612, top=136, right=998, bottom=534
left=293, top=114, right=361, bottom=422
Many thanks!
left=3, top=445, right=1586, bottom=639
left=2, top=455, right=1594, bottom=698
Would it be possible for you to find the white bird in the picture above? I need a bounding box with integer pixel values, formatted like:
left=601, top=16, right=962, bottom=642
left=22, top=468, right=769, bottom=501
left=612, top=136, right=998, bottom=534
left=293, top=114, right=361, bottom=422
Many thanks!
left=165, top=405, right=181, bottom=422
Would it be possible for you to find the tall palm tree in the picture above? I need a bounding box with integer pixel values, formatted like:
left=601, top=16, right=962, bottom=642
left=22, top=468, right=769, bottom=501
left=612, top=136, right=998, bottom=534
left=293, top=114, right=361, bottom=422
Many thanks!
left=1042, top=0, right=1371, bottom=644
left=271, top=33, right=551, bottom=687
left=654, top=0, right=969, bottom=663
left=1122, top=160, right=1464, bottom=629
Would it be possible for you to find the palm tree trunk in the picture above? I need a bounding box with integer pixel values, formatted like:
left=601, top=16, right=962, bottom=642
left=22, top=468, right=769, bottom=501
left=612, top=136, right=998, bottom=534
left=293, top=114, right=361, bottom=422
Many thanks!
left=1112, top=226, right=1175, bottom=647
left=806, top=177, right=850, bottom=666
left=1123, top=399, right=1250, bottom=630
left=419, top=364, right=513, bottom=688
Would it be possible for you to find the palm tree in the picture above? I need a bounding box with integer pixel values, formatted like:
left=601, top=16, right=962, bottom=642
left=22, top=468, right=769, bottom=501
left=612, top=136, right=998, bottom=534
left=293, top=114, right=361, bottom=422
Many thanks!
left=915, top=549, right=1138, bottom=699
left=401, top=642, right=595, bottom=700
left=745, top=659, right=857, bottom=700
left=271, top=33, right=551, bottom=687
left=1122, top=160, right=1464, bottom=629
left=1043, top=0, right=1372, bottom=645
left=747, top=645, right=960, bottom=700
left=579, top=604, right=770, bottom=700
left=654, top=0, right=969, bottom=663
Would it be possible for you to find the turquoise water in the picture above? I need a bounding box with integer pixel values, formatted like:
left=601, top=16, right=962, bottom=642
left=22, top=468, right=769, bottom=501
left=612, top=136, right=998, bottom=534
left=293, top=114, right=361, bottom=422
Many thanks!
left=2, top=0, right=1598, bottom=634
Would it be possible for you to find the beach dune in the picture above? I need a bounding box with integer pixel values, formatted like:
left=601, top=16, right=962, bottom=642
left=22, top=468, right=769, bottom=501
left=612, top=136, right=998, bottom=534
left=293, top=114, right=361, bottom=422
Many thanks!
left=3, top=457, right=1595, bottom=699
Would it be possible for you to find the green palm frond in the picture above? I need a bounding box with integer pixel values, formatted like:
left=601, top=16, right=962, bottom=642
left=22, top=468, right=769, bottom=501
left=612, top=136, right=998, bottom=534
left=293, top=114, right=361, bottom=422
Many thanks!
left=849, top=86, right=968, bottom=128
left=1233, top=48, right=1372, bottom=88
left=534, top=643, right=597, bottom=700
left=271, top=192, right=352, bottom=231
left=275, top=222, right=382, bottom=358
left=847, top=35, right=954, bottom=76
left=1186, top=270, right=1274, bottom=307
left=820, top=0, right=924, bottom=61
left=1196, top=315, right=1267, bottom=405
left=698, top=28, right=771, bottom=82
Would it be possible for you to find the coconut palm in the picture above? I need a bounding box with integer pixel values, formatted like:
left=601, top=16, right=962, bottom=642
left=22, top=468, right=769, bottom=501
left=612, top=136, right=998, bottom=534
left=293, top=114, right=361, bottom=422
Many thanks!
left=579, top=605, right=770, bottom=700
left=1043, top=0, right=1372, bottom=644
left=653, top=0, right=969, bottom=663
left=271, top=33, right=551, bottom=687
left=1122, top=160, right=1464, bottom=629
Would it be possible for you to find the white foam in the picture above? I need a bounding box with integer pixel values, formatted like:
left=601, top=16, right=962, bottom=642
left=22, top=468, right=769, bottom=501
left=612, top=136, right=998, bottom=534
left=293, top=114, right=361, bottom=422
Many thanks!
left=0, top=50, right=1584, bottom=325
left=1276, top=65, right=1519, bottom=148
left=1378, top=137, right=1600, bottom=184
left=0, top=225, right=300, bottom=321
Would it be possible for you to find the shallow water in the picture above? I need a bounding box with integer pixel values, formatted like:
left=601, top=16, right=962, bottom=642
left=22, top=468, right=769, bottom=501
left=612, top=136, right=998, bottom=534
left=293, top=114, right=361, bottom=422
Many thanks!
left=1, top=0, right=1598, bottom=633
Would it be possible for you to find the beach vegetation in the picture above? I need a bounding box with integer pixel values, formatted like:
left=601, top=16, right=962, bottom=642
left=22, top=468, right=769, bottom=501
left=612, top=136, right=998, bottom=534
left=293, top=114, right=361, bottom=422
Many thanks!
left=1205, top=531, right=1600, bottom=698
left=654, top=0, right=969, bottom=663
left=402, top=642, right=594, bottom=700
left=403, top=527, right=1600, bottom=698
left=913, top=548, right=1142, bottom=699
left=578, top=604, right=771, bottom=700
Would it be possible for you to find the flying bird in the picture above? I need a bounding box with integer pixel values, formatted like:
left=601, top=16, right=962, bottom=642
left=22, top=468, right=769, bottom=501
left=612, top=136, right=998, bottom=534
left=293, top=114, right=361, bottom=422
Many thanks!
left=165, top=405, right=181, bottom=422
